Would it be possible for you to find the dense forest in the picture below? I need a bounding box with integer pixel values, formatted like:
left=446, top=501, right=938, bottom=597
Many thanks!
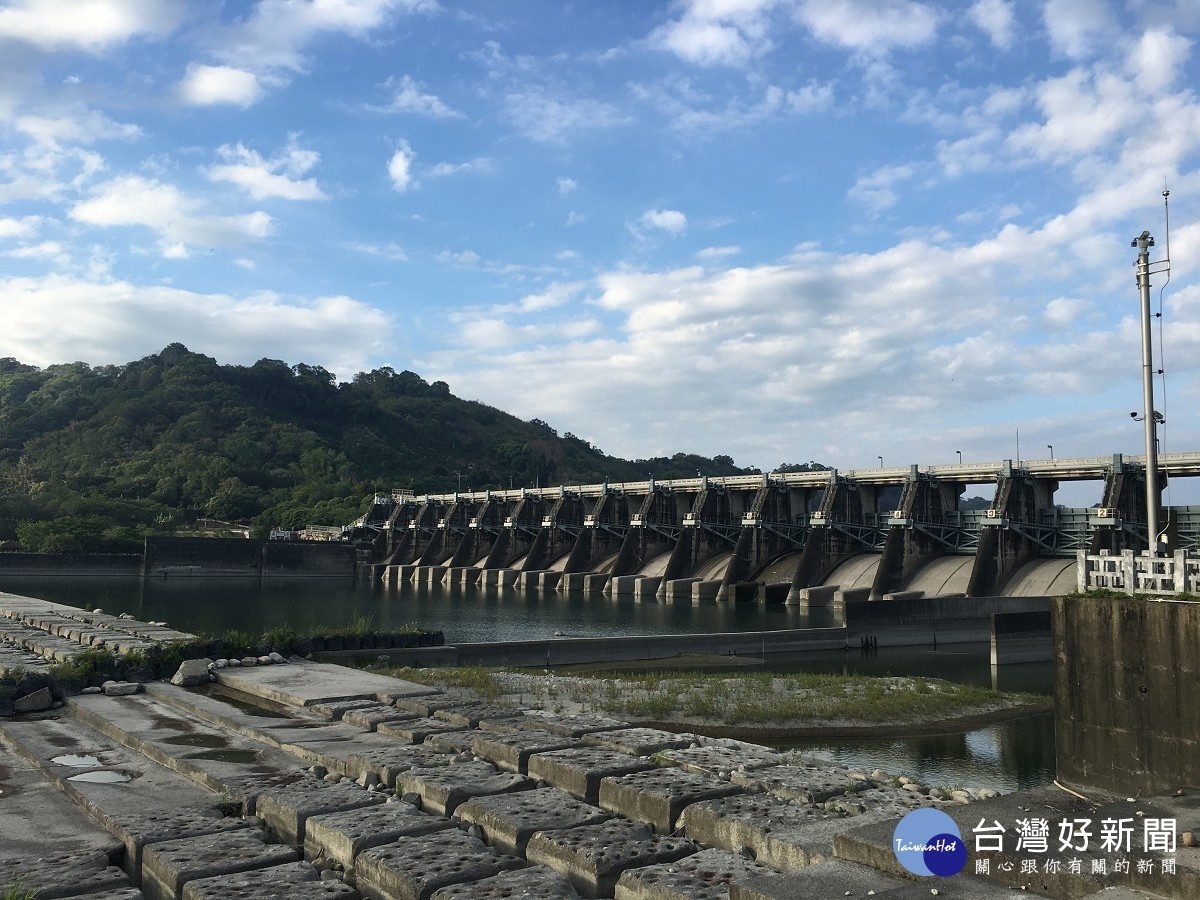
left=0, top=344, right=828, bottom=553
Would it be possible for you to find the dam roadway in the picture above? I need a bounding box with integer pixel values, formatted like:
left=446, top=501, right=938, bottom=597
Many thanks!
left=362, top=451, right=1200, bottom=603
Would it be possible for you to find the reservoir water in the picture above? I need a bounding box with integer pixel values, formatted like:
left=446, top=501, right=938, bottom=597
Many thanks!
left=0, top=573, right=1056, bottom=790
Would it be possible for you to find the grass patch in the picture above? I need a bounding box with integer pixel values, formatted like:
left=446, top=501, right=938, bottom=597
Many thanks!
left=393, top=665, right=508, bottom=701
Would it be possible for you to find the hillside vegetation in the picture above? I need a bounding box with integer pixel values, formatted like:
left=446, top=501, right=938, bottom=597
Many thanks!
left=0, top=344, right=820, bottom=553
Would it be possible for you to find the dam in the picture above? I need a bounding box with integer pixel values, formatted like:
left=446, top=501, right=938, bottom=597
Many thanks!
left=358, top=451, right=1200, bottom=603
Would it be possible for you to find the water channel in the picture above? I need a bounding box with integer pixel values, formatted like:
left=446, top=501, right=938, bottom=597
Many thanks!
left=0, top=573, right=1056, bottom=791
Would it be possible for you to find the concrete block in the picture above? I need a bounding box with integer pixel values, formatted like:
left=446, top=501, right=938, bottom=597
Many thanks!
left=423, top=729, right=479, bottom=754
left=342, top=744, right=455, bottom=788
left=527, top=746, right=658, bottom=804
left=304, top=801, right=453, bottom=868
left=378, top=716, right=469, bottom=745
left=520, top=711, right=629, bottom=737
left=428, top=865, right=581, bottom=899
left=599, top=767, right=745, bottom=834
left=396, top=759, right=533, bottom=816
left=340, top=705, right=416, bottom=732
left=726, top=858, right=1018, bottom=900
left=355, top=829, right=523, bottom=900
left=634, top=577, right=662, bottom=600
left=537, top=571, right=562, bottom=590
left=310, top=699, right=382, bottom=721
left=498, top=569, right=519, bottom=586
left=786, top=585, right=837, bottom=608
left=180, top=861, right=318, bottom=900
left=527, top=816, right=699, bottom=898
left=455, top=787, right=610, bottom=856
left=471, top=729, right=581, bottom=773
left=691, top=581, right=721, bottom=602
left=582, top=574, right=609, bottom=592
left=0, top=848, right=131, bottom=900
left=584, top=728, right=693, bottom=756
left=681, top=793, right=860, bottom=872
left=557, top=573, right=589, bottom=592
left=141, top=829, right=300, bottom=900
left=729, top=763, right=865, bottom=804
left=103, top=807, right=251, bottom=882
left=433, top=702, right=522, bottom=729
left=607, top=575, right=641, bottom=596
left=613, top=847, right=777, bottom=900
left=656, top=743, right=783, bottom=777
left=104, top=681, right=144, bottom=696
left=662, top=578, right=701, bottom=601
left=255, top=775, right=386, bottom=844
left=834, top=587, right=870, bottom=605
left=391, top=694, right=453, bottom=717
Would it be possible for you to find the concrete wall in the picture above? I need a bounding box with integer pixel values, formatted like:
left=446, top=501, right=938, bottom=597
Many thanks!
left=262, top=541, right=355, bottom=576
left=1052, top=594, right=1200, bottom=795
left=144, top=536, right=355, bottom=576
left=0, top=552, right=141, bottom=575
left=845, top=594, right=1050, bottom=647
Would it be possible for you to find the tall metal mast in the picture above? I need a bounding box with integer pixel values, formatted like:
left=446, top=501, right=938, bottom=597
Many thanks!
left=1132, top=230, right=1160, bottom=553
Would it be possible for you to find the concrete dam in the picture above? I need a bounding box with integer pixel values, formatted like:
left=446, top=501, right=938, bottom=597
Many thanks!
left=364, top=452, right=1200, bottom=604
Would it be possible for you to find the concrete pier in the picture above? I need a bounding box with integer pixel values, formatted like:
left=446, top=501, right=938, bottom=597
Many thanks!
left=1, top=591, right=1197, bottom=899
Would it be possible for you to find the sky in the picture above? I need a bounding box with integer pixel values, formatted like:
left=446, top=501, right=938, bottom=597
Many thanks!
left=1, top=0, right=1199, bottom=500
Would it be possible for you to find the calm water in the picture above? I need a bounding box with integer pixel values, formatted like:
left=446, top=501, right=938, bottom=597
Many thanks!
left=0, top=573, right=1056, bottom=790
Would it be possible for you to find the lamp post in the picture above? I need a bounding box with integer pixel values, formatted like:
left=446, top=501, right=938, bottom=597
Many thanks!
left=956, top=450, right=962, bottom=464
left=877, top=456, right=884, bottom=468
left=1133, top=229, right=1161, bottom=553
left=1047, top=444, right=1054, bottom=460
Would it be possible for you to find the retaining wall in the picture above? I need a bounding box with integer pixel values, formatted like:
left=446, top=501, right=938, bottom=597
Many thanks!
left=844, top=595, right=1050, bottom=646
left=0, top=553, right=141, bottom=575
left=143, top=537, right=355, bottom=576
left=1052, top=594, right=1200, bottom=795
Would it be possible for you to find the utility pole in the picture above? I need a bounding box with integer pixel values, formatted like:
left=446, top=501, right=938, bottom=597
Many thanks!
left=1132, top=230, right=1161, bottom=553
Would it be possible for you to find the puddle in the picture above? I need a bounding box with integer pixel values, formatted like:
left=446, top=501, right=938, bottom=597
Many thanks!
left=197, top=685, right=292, bottom=719
left=162, top=734, right=227, bottom=749
left=68, top=770, right=132, bottom=784
left=183, top=749, right=259, bottom=763
left=51, top=754, right=102, bottom=767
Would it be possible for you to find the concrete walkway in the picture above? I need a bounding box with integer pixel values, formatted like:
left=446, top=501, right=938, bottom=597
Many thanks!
left=0, top=597, right=1195, bottom=899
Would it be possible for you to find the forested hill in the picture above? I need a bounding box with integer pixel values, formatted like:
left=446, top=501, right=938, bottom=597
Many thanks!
left=0, top=343, right=806, bottom=552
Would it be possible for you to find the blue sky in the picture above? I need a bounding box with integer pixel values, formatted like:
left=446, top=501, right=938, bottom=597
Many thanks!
left=1, top=0, right=1199, bottom=494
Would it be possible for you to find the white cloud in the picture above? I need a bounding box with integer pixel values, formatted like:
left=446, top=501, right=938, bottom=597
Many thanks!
left=379, top=75, right=461, bottom=118
left=4, top=240, right=67, bottom=264
left=0, top=215, right=41, bottom=239
left=634, top=79, right=834, bottom=134
left=697, top=245, right=741, bottom=260
left=15, top=109, right=141, bottom=146
left=428, top=158, right=492, bottom=177
left=1125, top=28, right=1192, bottom=94
left=0, top=274, right=392, bottom=380
left=204, top=140, right=327, bottom=200
left=177, top=64, right=264, bottom=107
left=794, top=0, right=940, bottom=54
left=70, top=175, right=272, bottom=256
left=0, top=0, right=183, bottom=53
left=1041, top=0, right=1116, bottom=60
left=557, top=177, right=578, bottom=195
left=968, top=0, right=1014, bottom=50
left=388, top=141, right=416, bottom=192
left=847, top=164, right=914, bottom=213
left=640, top=208, right=688, bottom=234
left=648, top=0, right=780, bottom=67
left=505, top=90, right=628, bottom=142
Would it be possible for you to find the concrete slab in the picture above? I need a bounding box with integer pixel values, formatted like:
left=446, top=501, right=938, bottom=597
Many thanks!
left=0, top=848, right=131, bottom=900
left=682, top=793, right=868, bottom=872
left=471, top=729, right=582, bottom=774
left=428, top=865, right=581, bottom=899
left=340, top=706, right=417, bottom=732
left=180, top=861, right=321, bottom=900
left=255, top=773, right=386, bottom=843
left=341, top=744, right=457, bottom=788
left=656, top=744, right=784, bottom=778
left=526, top=746, right=659, bottom=805
left=584, top=728, right=694, bottom=757
left=433, top=702, right=523, bottom=729
left=354, top=829, right=523, bottom=900
left=377, top=686, right=444, bottom=707
left=613, top=847, right=778, bottom=900
left=215, top=660, right=438, bottom=708
left=304, top=801, right=454, bottom=868
left=730, top=763, right=868, bottom=804
left=392, top=694, right=460, bottom=717
left=519, top=711, right=630, bottom=737
left=423, top=730, right=479, bottom=754
left=141, top=829, right=300, bottom=900
left=396, top=759, right=533, bottom=816
left=527, top=815, right=700, bottom=898
left=378, top=717, right=470, bottom=745
left=454, top=787, right=611, bottom=856
left=599, top=767, right=746, bottom=834
left=310, top=700, right=383, bottom=721
left=100, top=807, right=252, bottom=883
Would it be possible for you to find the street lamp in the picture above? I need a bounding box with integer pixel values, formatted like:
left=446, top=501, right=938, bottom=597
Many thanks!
left=956, top=450, right=962, bottom=464
left=877, top=456, right=884, bottom=468
left=1047, top=444, right=1054, bottom=460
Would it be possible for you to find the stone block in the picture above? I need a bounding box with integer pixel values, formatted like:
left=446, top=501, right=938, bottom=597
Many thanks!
left=180, top=861, right=318, bottom=900
left=355, top=829, right=523, bottom=900
left=584, top=728, right=693, bottom=756
left=103, top=807, right=251, bottom=881
left=729, top=763, right=865, bottom=805
left=343, top=745, right=455, bottom=788
left=681, top=793, right=856, bottom=872
left=103, top=681, right=144, bottom=696
left=527, top=816, right=699, bottom=898
left=527, top=746, right=658, bottom=805
left=340, top=705, right=416, bottom=732
left=141, top=829, right=300, bottom=900
left=378, top=717, right=469, bottom=745
left=396, top=759, right=533, bottom=816
left=171, top=660, right=211, bottom=687
left=656, top=744, right=783, bottom=777
left=471, top=729, right=581, bottom=774
left=13, top=685, right=52, bottom=713
left=599, top=767, right=745, bottom=834
left=310, top=699, right=381, bottom=721
left=454, top=787, right=610, bottom=856
left=255, top=775, right=386, bottom=843
left=433, top=702, right=522, bottom=729
left=428, top=865, right=580, bottom=899
left=423, top=729, right=478, bottom=754
left=519, top=711, right=629, bottom=737
left=613, top=848, right=777, bottom=900
left=304, top=801, right=454, bottom=868
left=0, top=848, right=131, bottom=900
left=391, top=694, right=453, bottom=716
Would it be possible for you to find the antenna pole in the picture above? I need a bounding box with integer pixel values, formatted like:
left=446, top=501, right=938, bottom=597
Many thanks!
left=1132, top=230, right=1160, bottom=553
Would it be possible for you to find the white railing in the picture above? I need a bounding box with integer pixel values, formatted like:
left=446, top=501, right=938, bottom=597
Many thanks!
left=1078, top=549, right=1200, bottom=595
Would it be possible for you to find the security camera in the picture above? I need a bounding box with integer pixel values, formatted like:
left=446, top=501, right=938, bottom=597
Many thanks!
left=1131, top=411, right=1138, bottom=418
